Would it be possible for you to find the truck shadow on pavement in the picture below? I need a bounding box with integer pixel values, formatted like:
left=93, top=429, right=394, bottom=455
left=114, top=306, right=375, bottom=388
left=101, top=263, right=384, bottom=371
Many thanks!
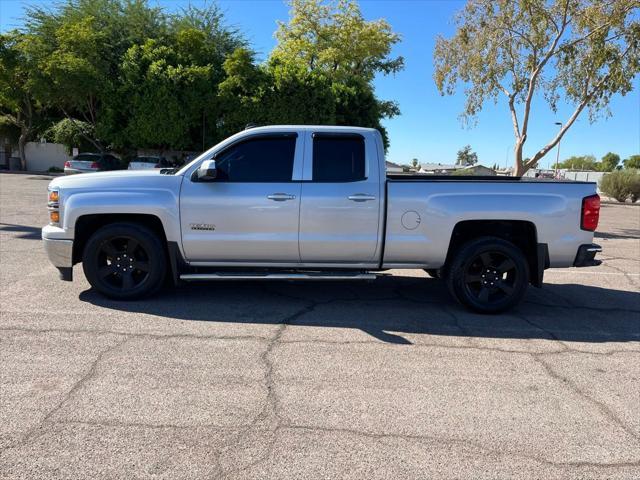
left=79, top=275, right=640, bottom=345
left=0, top=223, right=42, bottom=240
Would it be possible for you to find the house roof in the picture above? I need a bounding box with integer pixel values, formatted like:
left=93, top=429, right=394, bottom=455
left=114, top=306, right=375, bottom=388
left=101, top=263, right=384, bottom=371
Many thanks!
left=420, top=163, right=457, bottom=171
left=462, top=164, right=494, bottom=171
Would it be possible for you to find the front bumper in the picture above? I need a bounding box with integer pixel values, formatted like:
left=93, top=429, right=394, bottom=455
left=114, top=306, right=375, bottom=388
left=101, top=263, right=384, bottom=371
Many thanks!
left=42, top=236, right=73, bottom=281
left=573, top=243, right=602, bottom=267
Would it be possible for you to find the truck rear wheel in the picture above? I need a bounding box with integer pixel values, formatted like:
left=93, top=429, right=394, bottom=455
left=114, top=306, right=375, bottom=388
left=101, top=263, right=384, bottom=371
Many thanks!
left=445, top=237, right=529, bottom=314
left=82, top=223, right=166, bottom=299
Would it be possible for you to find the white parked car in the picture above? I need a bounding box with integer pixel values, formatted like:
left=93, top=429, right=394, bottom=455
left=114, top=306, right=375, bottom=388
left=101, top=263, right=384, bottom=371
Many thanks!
left=128, top=156, right=171, bottom=170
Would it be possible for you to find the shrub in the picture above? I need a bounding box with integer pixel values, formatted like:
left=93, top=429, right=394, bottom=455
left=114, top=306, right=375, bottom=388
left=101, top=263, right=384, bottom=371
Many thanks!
left=599, top=169, right=639, bottom=202
left=629, top=170, right=640, bottom=203
left=47, top=166, right=63, bottom=173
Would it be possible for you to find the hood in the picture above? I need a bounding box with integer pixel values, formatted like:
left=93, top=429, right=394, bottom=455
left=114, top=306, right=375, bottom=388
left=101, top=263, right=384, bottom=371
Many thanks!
left=49, top=169, right=172, bottom=190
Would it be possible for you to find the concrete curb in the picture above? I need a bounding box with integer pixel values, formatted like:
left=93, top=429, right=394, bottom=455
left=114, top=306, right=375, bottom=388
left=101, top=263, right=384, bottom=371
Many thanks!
left=0, top=170, right=64, bottom=177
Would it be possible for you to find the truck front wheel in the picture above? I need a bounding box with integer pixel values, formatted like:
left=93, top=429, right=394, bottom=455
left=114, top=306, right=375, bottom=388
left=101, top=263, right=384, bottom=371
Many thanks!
left=82, top=223, right=167, bottom=299
left=445, top=237, right=529, bottom=314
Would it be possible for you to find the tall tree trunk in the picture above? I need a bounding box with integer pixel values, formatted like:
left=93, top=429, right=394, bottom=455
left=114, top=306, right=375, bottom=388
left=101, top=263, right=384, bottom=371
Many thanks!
left=513, top=139, right=525, bottom=176
left=18, top=127, right=29, bottom=171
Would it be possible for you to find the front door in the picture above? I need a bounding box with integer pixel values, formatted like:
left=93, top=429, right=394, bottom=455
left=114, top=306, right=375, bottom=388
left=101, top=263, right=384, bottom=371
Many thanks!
left=299, top=132, right=382, bottom=264
left=180, top=133, right=302, bottom=263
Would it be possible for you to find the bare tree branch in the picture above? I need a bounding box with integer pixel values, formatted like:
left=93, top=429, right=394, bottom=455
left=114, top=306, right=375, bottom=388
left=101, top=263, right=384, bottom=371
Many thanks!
left=520, top=7, right=569, bottom=143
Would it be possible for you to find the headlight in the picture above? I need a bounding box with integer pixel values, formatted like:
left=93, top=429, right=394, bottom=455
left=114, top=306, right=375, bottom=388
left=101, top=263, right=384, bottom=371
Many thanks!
left=48, top=190, right=59, bottom=204
left=48, top=187, right=60, bottom=225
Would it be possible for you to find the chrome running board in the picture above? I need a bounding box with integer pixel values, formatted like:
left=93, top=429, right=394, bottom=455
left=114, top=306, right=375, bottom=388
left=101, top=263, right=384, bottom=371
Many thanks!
left=180, top=272, right=377, bottom=281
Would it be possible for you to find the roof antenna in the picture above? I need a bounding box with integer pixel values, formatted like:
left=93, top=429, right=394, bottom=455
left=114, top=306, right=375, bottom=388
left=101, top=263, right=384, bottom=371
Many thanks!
left=244, top=123, right=258, bottom=130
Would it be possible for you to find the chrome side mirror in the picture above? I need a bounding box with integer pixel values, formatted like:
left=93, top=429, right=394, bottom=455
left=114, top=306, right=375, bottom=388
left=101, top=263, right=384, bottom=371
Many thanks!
left=196, top=160, right=217, bottom=181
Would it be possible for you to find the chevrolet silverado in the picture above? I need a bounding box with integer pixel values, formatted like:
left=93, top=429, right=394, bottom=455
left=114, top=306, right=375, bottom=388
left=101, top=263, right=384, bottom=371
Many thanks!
left=42, top=126, right=602, bottom=313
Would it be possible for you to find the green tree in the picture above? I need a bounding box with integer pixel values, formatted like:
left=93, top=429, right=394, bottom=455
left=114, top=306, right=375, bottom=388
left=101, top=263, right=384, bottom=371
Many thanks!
left=22, top=1, right=243, bottom=153
left=411, top=158, right=419, bottom=168
left=267, top=0, right=403, bottom=148
left=624, top=155, right=640, bottom=169
left=456, top=145, right=478, bottom=166
left=434, top=0, right=640, bottom=176
left=599, top=152, right=621, bottom=172
left=218, top=48, right=337, bottom=136
left=113, top=35, right=224, bottom=151
left=558, top=155, right=597, bottom=170
left=22, top=0, right=169, bottom=150
left=0, top=32, right=41, bottom=169
left=272, top=0, right=403, bottom=82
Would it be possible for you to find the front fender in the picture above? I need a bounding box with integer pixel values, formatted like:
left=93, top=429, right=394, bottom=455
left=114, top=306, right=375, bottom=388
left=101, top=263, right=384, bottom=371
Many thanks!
left=62, top=190, right=181, bottom=243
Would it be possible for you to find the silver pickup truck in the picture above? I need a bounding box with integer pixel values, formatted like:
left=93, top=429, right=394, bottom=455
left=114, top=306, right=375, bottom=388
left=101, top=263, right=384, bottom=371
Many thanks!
left=42, top=125, right=602, bottom=313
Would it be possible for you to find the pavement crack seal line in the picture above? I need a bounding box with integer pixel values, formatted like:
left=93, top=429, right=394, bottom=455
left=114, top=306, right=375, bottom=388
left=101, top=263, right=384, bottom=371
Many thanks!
left=532, top=353, right=640, bottom=446
left=0, top=326, right=272, bottom=343
left=513, top=313, right=573, bottom=352
left=276, top=423, right=640, bottom=469
left=0, top=335, right=131, bottom=455
left=219, top=296, right=321, bottom=478
left=219, top=288, right=406, bottom=477
left=516, top=312, right=640, bottom=444
left=601, top=261, right=640, bottom=288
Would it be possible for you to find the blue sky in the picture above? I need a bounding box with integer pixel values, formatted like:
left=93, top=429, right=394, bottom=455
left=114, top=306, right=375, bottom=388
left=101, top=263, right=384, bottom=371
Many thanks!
left=1, top=0, right=638, bottom=167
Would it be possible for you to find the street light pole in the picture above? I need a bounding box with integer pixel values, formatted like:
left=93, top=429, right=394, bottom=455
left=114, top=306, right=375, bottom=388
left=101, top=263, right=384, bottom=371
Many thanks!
left=554, top=122, right=562, bottom=176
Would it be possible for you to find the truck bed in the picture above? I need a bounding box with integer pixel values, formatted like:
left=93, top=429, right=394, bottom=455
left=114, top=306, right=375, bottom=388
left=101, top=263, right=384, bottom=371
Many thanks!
left=382, top=176, right=598, bottom=269
left=386, top=174, right=596, bottom=184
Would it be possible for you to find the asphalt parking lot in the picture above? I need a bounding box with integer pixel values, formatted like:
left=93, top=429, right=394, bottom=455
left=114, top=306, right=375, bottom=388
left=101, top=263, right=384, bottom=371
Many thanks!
left=1, top=172, right=639, bottom=479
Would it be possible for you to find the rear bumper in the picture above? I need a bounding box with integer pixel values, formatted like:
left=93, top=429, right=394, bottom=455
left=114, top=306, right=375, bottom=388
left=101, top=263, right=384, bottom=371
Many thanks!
left=573, top=243, right=602, bottom=267
left=42, top=235, right=73, bottom=281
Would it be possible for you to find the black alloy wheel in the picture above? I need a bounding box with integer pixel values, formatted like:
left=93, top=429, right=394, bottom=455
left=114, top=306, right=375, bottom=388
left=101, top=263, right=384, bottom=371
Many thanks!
left=463, top=251, right=518, bottom=304
left=96, top=236, right=151, bottom=292
left=445, top=237, right=529, bottom=313
left=83, top=223, right=166, bottom=299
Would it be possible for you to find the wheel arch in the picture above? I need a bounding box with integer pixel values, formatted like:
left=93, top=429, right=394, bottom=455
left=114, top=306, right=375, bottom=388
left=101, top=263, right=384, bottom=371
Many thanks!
left=444, top=220, right=547, bottom=287
left=75, top=213, right=177, bottom=278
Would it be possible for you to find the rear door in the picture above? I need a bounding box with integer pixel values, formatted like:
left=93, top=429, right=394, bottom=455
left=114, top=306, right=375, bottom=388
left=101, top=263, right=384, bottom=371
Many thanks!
left=299, top=132, right=382, bottom=264
left=180, top=132, right=303, bottom=263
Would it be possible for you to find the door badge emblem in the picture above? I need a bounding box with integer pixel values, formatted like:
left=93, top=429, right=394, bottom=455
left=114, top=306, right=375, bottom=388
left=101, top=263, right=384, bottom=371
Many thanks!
left=190, top=223, right=216, bottom=231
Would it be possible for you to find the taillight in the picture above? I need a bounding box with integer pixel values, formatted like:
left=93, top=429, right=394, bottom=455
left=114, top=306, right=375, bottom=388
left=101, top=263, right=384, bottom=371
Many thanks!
left=64, top=161, right=71, bottom=168
left=90, top=162, right=100, bottom=169
left=581, top=194, right=600, bottom=231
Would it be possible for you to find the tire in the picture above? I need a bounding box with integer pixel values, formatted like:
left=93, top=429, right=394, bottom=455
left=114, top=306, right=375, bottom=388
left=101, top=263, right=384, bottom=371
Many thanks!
left=424, top=269, right=440, bottom=279
left=82, top=223, right=167, bottom=300
left=445, top=237, right=529, bottom=314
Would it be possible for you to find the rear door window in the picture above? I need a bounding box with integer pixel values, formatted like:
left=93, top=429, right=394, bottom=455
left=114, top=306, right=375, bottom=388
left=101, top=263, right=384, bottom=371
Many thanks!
left=312, top=134, right=365, bottom=182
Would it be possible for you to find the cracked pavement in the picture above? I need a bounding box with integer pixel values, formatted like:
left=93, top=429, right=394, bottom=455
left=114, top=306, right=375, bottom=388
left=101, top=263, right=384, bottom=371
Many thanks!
left=1, top=172, right=639, bottom=479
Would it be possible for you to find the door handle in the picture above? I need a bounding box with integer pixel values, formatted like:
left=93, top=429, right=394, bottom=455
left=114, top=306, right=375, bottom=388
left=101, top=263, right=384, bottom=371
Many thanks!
left=267, top=193, right=296, bottom=201
left=348, top=194, right=376, bottom=202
